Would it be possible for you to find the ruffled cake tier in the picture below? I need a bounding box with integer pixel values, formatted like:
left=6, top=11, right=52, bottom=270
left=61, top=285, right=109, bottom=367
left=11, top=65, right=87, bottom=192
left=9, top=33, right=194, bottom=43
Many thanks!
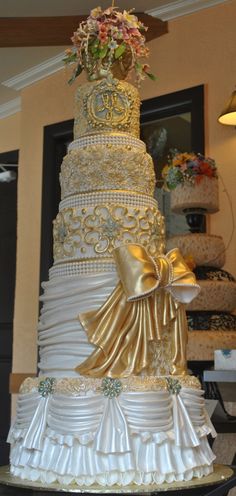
left=8, top=376, right=216, bottom=487
left=38, top=270, right=173, bottom=377
left=38, top=272, right=117, bottom=376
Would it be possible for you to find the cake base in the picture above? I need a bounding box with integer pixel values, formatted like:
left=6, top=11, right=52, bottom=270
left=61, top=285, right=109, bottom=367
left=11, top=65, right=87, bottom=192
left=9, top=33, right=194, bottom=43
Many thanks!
left=0, top=465, right=234, bottom=494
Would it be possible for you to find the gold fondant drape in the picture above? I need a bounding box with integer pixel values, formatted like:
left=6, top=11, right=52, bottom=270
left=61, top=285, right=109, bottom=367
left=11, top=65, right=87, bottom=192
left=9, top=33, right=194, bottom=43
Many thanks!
left=76, top=245, right=200, bottom=378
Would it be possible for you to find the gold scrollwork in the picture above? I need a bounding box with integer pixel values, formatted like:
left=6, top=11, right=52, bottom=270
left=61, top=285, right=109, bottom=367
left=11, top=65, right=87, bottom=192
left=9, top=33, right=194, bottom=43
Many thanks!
left=53, top=209, right=82, bottom=260
left=53, top=204, right=165, bottom=260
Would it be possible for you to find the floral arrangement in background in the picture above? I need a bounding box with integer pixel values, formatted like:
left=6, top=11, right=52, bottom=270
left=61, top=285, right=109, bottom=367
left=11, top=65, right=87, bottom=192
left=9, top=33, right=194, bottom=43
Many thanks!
left=64, top=6, right=155, bottom=84
left=162, top=149, right=218, bottom=191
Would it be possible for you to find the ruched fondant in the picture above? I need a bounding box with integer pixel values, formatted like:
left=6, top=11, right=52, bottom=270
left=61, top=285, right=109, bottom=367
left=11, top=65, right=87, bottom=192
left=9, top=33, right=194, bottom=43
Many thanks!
left=8, top=386, right=216, bottom=487
left=38, top=272, right=118, bottom=376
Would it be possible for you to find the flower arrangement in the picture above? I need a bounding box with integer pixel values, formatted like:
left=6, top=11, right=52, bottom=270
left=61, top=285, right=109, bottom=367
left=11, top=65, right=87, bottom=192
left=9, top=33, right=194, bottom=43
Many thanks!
left=162, top=149, right=218, bottom=191
left=64, top=6, right=155, bottom=84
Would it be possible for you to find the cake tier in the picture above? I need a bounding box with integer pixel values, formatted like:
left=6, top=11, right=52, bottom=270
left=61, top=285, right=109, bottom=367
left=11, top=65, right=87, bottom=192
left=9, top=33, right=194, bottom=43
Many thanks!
left=8, top=375, right=215, bottom=487
left=187, top=280, right=236, bottom=312
left=38, top=270, right=172, bottom=377
left=60, top=135, right=155, bottom=199
left=187, top=330, right=236, bottom=360
left=53, top=191, right=165, bottom=264
left=187, top=311, right=236, bottom=331
left=170, top=177, right=219, bottom=214
left=167, top=234, right=225, bottom=269
left=73, top=78, right=140, bottom=139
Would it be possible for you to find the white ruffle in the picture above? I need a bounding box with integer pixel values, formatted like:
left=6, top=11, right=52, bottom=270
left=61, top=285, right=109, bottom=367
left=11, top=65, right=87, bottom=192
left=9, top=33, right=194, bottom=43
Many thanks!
left=22, top=396, right=50, bottom=450
left=8, top=386, right=216, bottom=486
left=94, top=397, right=132, bottom=453
left=10, top=463, right=214, bottom=487
left=8, top=422, right=214, bottom=448
left=10, top=443, right=214, bottom=487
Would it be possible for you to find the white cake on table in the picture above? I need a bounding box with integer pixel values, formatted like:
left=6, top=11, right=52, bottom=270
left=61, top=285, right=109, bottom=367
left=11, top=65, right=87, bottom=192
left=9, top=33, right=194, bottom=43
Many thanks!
left=7, top=75, right=216, bottom=488
left=7, top=8, right=216, bottom=488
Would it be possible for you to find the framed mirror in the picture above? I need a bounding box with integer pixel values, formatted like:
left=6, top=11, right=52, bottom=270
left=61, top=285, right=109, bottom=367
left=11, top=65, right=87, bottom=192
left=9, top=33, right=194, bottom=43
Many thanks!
left=141, top=85, right=204, bottom=238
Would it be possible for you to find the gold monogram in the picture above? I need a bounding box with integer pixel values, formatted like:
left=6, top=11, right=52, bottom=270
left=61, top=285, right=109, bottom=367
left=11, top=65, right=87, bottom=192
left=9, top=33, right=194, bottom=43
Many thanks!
left=87, top=79, right=131, bottom=130
left=75, top=78, right=140, bottom=136
left=93, top=91, right=128, bottom=125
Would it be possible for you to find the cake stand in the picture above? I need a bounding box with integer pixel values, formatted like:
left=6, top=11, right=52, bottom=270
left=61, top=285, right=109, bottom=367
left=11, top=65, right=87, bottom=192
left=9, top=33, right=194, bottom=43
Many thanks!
left=0, top=465, right=235, bottom=496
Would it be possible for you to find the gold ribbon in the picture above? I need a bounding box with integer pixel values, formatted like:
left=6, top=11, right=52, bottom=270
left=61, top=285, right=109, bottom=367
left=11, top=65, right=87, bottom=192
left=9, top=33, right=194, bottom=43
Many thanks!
left=76, top=244, right=200, bottom=378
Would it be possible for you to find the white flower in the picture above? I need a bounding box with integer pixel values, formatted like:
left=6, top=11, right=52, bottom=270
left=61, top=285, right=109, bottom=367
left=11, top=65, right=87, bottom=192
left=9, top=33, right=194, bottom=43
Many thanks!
left=108, top=40, right=118, bottom=50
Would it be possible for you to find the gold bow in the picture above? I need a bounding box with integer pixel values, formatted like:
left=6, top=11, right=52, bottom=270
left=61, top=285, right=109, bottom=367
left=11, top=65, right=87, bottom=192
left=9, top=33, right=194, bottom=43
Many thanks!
left=76, top=244, right=200, bottom=378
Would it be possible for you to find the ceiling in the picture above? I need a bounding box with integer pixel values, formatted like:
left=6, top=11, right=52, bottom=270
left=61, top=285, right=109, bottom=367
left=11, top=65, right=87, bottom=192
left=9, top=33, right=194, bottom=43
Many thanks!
left=0, top=0, right=229, bottom=115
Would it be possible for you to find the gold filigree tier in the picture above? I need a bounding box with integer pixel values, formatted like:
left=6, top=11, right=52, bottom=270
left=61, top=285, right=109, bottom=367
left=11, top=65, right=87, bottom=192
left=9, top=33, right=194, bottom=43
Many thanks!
left=60, top=143, right=155, bottom=199
left=53, top=191, right=165, bottom=264
left=73, top=78, right=140, bottom=139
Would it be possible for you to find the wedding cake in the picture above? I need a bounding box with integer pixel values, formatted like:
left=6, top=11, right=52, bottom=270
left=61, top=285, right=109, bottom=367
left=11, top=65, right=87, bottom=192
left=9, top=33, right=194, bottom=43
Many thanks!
left=8, top=7, right=216, bottom=488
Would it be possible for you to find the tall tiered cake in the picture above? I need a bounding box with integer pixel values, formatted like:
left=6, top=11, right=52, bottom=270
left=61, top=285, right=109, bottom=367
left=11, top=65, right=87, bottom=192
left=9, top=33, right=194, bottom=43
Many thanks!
left=8, top=8, right=216, bottom=488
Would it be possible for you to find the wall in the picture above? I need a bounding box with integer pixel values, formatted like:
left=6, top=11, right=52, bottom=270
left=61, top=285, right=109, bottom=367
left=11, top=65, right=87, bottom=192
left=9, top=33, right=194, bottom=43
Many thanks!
left=12, top=71, right=80, bottom=374
left=0, top=0, right=235, bottom=376
left=0, top=112, right=21, bottom=153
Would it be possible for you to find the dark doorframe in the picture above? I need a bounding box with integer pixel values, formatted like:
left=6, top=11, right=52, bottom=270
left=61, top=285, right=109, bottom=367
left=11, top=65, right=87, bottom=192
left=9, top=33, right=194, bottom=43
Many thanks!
left=0, top=149, right=18, bottom=465
left=40, top=120, right=73, bottom=286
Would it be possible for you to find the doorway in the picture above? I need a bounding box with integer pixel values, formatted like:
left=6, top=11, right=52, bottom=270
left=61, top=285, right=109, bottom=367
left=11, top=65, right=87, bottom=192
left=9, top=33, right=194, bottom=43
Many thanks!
left=0, top=149, right=18, bottom=465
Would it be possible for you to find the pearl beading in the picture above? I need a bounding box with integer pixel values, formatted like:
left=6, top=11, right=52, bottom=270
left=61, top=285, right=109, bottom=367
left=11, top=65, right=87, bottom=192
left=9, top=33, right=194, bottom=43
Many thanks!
left=68, top=133, right=146, bottom=152
left=59, top=190, right=158, bottom=212
left=49, top=260, right=117, bottom=279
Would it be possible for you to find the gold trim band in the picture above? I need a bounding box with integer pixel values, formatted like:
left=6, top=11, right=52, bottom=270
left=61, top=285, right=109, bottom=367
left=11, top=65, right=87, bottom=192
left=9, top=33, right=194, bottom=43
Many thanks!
left=20, top=375, right=201, bottom=395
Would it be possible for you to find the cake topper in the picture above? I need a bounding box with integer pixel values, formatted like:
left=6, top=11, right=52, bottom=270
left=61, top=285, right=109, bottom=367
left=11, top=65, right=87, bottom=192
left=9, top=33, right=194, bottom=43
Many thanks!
left=64, top=4, right=155, bottom=84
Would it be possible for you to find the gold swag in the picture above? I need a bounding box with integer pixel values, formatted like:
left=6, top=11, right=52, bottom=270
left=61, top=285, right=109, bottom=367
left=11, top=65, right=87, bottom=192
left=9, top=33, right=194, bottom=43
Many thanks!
left=76, top=244, right=200, bottom=378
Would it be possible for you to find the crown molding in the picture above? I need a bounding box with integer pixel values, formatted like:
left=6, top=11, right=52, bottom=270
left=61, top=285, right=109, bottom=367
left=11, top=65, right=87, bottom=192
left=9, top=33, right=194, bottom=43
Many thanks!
left=0, top=97, right=21, bottom=119
left=0, top=0, right=227, bottom=118
left=2, top=52, right=64, bottom=91
left=147, top=0, right=228, bottom=21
